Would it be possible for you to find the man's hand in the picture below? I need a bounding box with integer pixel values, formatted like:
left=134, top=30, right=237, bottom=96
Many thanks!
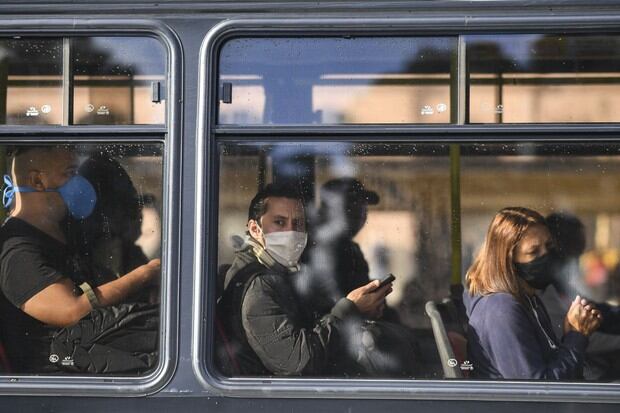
left=564, top=295, right=602, bottom=336
left=346, top=279, right=392, bottom=319
left=142, top=258, right=161, bottom=285
left=105, top=258, right=161, bottom=304
left=142, top=259, right=161, bottom=304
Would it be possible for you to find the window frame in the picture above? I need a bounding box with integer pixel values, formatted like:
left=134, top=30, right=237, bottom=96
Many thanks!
left=0, top=19, right=181, bottom=397
left=195, top=17, right=620, bottom=403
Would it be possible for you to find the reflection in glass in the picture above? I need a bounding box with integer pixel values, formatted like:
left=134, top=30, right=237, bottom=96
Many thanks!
left=73, top=37, right=166, bottom=125
left=218, top=37, right=456, bottom=124
left=0, top=39, right=63, bottom=125
left=468, top=34, right=620, bottom=123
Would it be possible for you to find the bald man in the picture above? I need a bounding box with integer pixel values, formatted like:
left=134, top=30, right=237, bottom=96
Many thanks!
left=0, top=146, right=160, bottom=373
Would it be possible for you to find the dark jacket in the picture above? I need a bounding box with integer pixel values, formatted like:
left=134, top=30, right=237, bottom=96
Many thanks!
left=334, top=238, right=370, bottom=296
left=302, top=237, right=371, bottom=315
left=465, top=292, right=588, bottom=379
left=220, top=238, right=360, bottom=376
left=597, top=303, right=620, bottom=335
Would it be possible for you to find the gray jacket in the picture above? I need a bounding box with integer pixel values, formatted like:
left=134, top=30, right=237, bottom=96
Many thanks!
left=220, top=238, right=360, bottom=376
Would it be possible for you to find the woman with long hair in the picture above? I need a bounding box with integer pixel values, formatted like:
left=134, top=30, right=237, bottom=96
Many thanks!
left=465, top=207, right=601, bottom=379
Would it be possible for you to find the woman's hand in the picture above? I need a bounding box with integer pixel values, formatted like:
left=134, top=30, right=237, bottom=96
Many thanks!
left=564, top=295, right=602, bottom=336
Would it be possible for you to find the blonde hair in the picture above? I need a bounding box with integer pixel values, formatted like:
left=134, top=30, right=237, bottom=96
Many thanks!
left=466, top=207, right=546, bottom=298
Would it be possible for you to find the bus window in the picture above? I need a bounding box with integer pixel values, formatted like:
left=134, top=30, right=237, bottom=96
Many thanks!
left=0, top=38, right=63, bottom=125
left=460, top=142, right=620, bottom=380
left=73, top=37, right=166, bottom=125
left=218, top=37, right=455, bottom=125
left=215, top=141, right=450, bottom=378
left=214, top=140, right=620, bottom=382
left=0, top=143, right=163, bottom=375
left=0, top=36, right=166, bottom=127
left=468, top=34, right=620, bottom=123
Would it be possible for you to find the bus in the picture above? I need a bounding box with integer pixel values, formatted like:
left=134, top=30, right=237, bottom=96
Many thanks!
left=0, top=0, right=619, bottom=411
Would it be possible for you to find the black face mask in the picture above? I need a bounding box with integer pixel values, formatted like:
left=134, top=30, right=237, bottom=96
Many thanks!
left=514, top=252, right=556, bottom=291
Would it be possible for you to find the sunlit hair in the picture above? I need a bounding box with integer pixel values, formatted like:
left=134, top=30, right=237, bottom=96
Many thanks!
left=11, top=145, right=72, bottom=186
left=466, top=207, right=546, bottom=298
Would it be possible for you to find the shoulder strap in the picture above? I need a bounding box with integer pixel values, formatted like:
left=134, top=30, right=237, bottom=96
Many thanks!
left=215, top=261, right=267, bottom=375
left=218, top=261, right=268, bottom=316
left=216, top=261, right=268, bottom=372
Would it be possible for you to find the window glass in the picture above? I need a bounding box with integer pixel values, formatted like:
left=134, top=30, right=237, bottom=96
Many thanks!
left=73, top=37, right=166, bottom=125
left=460, top=143, right=620, bottom=381
left=218, top=37, right=456, bottom=125
left=461, top=143, right=620, bottom=300
left=216, top=141, right=450, bottom=378
left=468, top=34, right=620, bottom=123
left=0, top=143, right=163, bottom=375
left=0, top=38, right=63, bottom=125
left=215, top=140, right=620, bottom=381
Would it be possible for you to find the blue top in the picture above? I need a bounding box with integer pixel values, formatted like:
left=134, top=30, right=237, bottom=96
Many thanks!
left=465, top=291, right=588, bottom=380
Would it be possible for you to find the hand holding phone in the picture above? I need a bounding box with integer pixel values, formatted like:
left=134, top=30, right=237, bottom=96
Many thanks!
left=347, top=275, right=395, bottom=318
left=373, top=273, right=395, bottom=292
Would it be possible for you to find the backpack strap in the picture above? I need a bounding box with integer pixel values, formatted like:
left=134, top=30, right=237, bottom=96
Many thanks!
left=216, top=261, right=269, bottom=374
left=214, top=315, right=241, bottom=374
left=219, top=261, right=267, bottom=317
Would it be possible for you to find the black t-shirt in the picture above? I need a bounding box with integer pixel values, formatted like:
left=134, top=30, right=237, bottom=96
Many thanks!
left=0, top=218, right=77, bottom=373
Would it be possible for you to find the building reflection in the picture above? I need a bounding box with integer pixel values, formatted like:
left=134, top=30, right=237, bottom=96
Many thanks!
left=0, top=37, right=166, bottom=126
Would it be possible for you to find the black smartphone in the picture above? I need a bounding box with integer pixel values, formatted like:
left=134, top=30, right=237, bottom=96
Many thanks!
left=373, top=273, right=395, bottom=291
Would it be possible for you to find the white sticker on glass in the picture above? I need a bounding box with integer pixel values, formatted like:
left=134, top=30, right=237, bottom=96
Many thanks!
left=96, top=105, right=110, bottom=116
left=26, top=107, right=39, bottom=117
left=421, top=105, right=434, bottom=116
left=460, top=360, right=474, bottom=371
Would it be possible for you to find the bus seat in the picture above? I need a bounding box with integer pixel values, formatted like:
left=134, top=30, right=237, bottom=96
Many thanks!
left=425, top=299, right=468, bottom=379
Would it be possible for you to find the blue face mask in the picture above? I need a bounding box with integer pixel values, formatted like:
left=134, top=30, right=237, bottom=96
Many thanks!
left=3, top=174, right=97, bottom=220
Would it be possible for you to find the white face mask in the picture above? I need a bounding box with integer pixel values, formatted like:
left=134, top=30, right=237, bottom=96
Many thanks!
left=262, top=230, right=308, bottom=268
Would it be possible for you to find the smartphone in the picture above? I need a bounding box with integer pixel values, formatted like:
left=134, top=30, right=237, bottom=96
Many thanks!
left=373, top=273, right=395, bottom=291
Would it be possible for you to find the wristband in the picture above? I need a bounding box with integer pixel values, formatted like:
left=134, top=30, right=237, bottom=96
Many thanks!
left=79, top=282, right=101, bottom=308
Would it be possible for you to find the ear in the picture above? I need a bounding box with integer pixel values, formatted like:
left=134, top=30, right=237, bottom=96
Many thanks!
left=247, top=219, right=263, bottom=243
left=27, top=170, right=46, bottom=191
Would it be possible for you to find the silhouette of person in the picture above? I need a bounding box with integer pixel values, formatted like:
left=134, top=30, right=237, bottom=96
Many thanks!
left=318, top=178, right=379, bottom=296
left=542, top=212, right=620, bottom=379
left=66, top=154, right=150, bottom=295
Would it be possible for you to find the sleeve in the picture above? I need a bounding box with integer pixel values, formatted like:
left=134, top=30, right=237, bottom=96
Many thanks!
left=241, top=274, right=360, bottom=376
left=0, top=239, right=66, bottom=308
left=480, top=296, right=587, bottom=380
